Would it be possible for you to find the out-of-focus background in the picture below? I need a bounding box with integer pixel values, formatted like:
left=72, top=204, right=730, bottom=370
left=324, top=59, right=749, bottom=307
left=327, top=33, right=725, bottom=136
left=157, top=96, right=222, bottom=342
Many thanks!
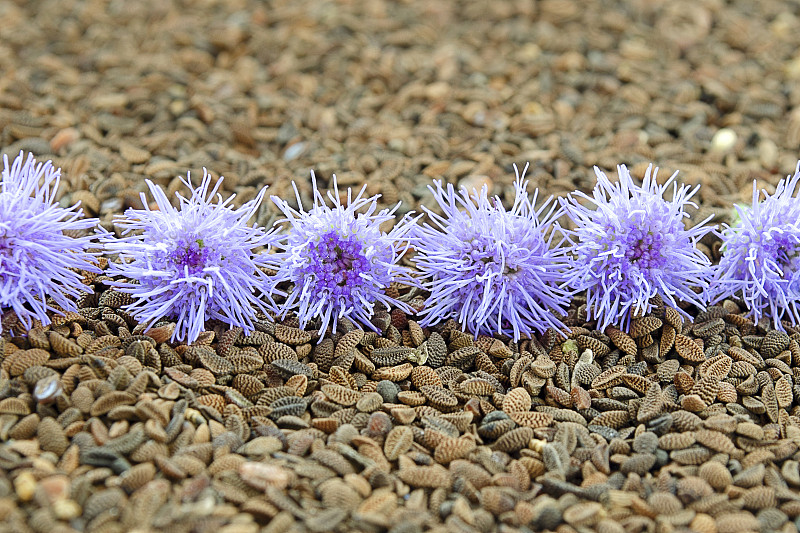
left=2, top=0, right=800, bottom=223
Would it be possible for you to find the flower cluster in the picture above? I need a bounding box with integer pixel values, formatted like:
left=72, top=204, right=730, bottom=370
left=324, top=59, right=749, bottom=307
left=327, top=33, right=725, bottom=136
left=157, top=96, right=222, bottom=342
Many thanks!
left=103, top=170, right=282, bottom=343
left=13, top=145, right=800, bottom=342
left=412, top=164, right=571, bottom=341
left=713, top=165, right=800, bottom=329
left=561, top=164, right=715, bottom=332
left=0, top=152, right=104, bottom=333
left=269, top=173, right=417, bottom=335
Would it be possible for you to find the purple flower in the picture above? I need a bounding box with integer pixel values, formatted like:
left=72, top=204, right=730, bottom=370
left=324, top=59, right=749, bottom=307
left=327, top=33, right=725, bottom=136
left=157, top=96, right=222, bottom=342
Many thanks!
left=269, top=173, right=417, bottom=335
left=412, top=164, right=571, bottom=341
left=713, top=165, right=800, bottom=329
left=0, top=152, right=104, bottom=333
left=561, top=164, right=715, bottom=332
left=103, top=170, right=281, bottom=343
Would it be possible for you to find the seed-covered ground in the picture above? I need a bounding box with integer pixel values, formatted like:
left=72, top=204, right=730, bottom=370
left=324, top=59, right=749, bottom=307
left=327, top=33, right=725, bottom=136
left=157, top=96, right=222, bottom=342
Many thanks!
left=3, top=1, right=800, bottom=532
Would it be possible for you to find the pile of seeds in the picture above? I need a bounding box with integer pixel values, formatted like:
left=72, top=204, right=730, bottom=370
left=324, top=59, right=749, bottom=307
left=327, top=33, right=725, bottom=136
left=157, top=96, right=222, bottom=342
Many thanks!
left=2, top=279, right=800, bottom=532
left=3, top=0, right=800, bottom=227
left=6, top=0, right=800, bottom=531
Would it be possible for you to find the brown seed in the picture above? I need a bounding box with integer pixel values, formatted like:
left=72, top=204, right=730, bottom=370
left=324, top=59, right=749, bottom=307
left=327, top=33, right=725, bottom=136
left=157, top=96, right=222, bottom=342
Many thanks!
left=493, top=426, right=535, bottom=453
left=716, top=512, right=761, bottom=533
left=356, top=392, right=384, bottom=413
left=506, top=411, right=554, bottom=428
left=119, top=141, right=151, bottom=163
left=480, top=486, right=517, bottom=516
left=313, top=338, right=335, bottom=371
left=49, top=331, right=83, bottom=357
left=384, top=426, right=414, bottom=461
left=195, top=394, right=226, bottom=413
left=284, top=374, right=308, bottom=396
left=434, top=344, right=476, bottom=371
left=676, top=475, right=714, bottom=501
left=694, top=429, right=739, bottom=456
left=698, top=461, right=733, bottom=490
left=564, top=383, right=589, bottom=409
left=0, top=397, right=31, bottom=415
left=630, top=316, right=662, bottom=338
left=658, top=432, right=696, bottom=450
left=434, top=435, right=477, bottom=464
left=228, top=351, right=264, bottom=374
left=194, top=346, right=234, bottom=375
left=620, top=373, right=651, bottom=394
left=691, top=376, right=720, bottom=405
left=411, top=366, right=443, bottom=389
left=662, top=307, right=683, bottom=331
left=717, top=382, right=738, bottom=403
left=37, top=416, right=69, bottom=455
left=698, top=354, right=732, bottom=380
left=372, top=363, right=413, bottom=382
left=322, top=383, right=361, bottom=406
left=647, top=491, right=682, bottom=516
left=502, top=387, right=532, bottom=413
left=427, top=332, right=448, bottom=368
left=606, top=327, right=637, bottom=356
left=91, top=391, right=137, bottom=417
left=736, top=422, right=765, bottom=440
left=419, top=385, right=458, bottom=409
left=274, top=324, right=312, bottom=345
left=675, top=335, right=705, bottom=363
left=4, top=348, right=51, bottom=377
left=681, top=394, right=707, bottom=412
left=118, top=462, right=157, bottom=493
left=775, top=376, right=793, bottom=409
left=239, top=462, right=293, bottom=491
left=232, top=374, right=265, bottom=398
left=728, top=346, right=765, bottom=368
left=591, top=366, right=626, bottom=390
left=397, top=457, right=452, bottom=489
left=333, top=329, right=365, bottom=365
left=576, top=335, right=610, bottom=357
left=329, top=366, right=357, bottom=389
left=660, top=324, right=676, bottom=354
left=761, top=380, right=780, bottom=423
left=207, top=453, right=248, bottom=476
left=8, top=413, right=39, bottom=440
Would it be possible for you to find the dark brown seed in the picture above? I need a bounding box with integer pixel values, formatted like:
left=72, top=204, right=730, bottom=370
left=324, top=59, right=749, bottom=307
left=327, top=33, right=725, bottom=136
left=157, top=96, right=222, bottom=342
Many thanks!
left=675, top=335, right=705, bottom=363
left=630, top=316, right=662, bottom=338
left=274, top=324, right=312, bottom=345
left=419, top=385, right=458, bottom=409
left=493, top=427, right=535, bottom=453
left=606, top=327, right=637, bottom=356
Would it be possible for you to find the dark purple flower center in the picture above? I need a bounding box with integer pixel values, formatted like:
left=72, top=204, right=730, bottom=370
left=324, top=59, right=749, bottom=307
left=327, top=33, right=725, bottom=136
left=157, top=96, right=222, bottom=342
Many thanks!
left=622, top=226, right=667, bottom=270
left=300, top=230, right=369, bottom=298
left=168, top=237, right=210, bottom=273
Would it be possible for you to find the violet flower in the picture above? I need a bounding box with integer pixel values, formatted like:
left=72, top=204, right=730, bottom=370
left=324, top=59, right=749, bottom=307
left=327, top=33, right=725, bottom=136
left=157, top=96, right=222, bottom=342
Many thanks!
left=412, top=164, right=571, bottom=341
left=0, top=152, right=104, bottom=333
left=103, top=170, right=281, bottom=343
left=561, top=164, right=714, bottom=332
left=713, top=164, right=800, bottom=329
left=269, top=172, right=417, bottom=335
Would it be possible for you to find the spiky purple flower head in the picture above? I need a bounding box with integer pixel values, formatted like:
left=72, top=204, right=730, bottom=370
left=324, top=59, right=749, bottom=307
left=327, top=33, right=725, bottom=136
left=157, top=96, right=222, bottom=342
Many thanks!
left=412, top=164, right=571, bottom=341
left=103, top=170, right=281, bottom=343
left=269, top=172, right=417, bottom=335
left=0, top=151, right=104, bottom=333
left=561, top=164, right=714, bottom=332
left=712, top=164, right=800, bottom=329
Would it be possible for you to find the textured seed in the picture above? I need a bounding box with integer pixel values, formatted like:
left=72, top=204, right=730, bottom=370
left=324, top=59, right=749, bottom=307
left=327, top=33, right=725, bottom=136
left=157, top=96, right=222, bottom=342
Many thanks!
left=675, top=335, right=705, bottom=363
left=502, top=388, right=532, bottom=413
left=493, top=427, right=534, bottom=453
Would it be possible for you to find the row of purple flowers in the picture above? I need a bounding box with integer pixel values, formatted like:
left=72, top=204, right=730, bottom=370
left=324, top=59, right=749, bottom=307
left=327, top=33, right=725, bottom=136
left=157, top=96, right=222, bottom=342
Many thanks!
left=1, top=151, right=797, bottom=344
